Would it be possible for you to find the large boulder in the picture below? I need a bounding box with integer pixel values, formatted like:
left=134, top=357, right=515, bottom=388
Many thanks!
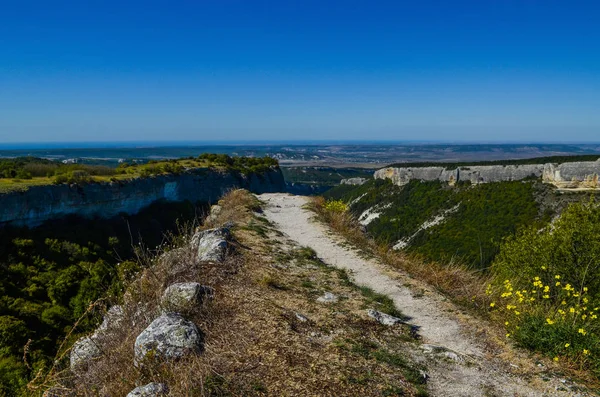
left=70, top=336, right=102, bottom=372
left=134, top=313, right=202, bottom=364
left=126, top=383, right=168, bottom=397
left=192, top=228, right=230, bottom=262
left=161, top=282, right=214, bottom=313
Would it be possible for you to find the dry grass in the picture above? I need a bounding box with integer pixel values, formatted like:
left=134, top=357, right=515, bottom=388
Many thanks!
left=35, top=189, right=427, bottom=396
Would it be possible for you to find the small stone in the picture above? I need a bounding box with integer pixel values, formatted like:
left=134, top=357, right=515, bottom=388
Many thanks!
left=126, top=383, right=169, bottom=397
left=134, top=313, right=203, bottom=365
left=443, top=351, right=463, bottom=362
left=70, top=336, right=102, bottom=372
left=161, top=282, right=214, bottom=312
left=295, top=313, right=309, bottom=322
left=366, top=309, right=404, bottom=326
left=316, top=292, right=338, bottom=303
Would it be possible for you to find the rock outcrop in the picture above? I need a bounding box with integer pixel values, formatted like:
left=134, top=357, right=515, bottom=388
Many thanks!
left=134, top=313, right=203, bottom=364
left=340, top=177, right=368, bottom=185
left=375, top=159, right=600, bottom=189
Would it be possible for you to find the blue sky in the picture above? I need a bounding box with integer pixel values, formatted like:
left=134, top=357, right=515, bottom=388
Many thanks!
left=1, top=0, right=599, bottom=143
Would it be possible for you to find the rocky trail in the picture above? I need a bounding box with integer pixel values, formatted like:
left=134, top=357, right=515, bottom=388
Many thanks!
left=258, top=193, right=592, bottom=397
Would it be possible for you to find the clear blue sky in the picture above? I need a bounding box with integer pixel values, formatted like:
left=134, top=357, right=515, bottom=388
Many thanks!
left=1, top=0, right=599, bottom=143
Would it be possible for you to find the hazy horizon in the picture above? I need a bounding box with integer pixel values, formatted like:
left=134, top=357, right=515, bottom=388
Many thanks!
left=2, top=139, right=600, bottom=150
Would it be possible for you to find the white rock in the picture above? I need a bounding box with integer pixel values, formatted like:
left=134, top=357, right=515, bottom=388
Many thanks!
left=70, top=336, right=102, bottom=372
left=126, top=383, right=168, bottom=397
left=134, top=313, right=202, bottom=364
left=367, top=309, right=404, bottom=326
left=97, top=305, right=124, bottom=332
left=317, top=292, right=338, bottom=303
left=161, top=282, right=214, bottom=312
left=295, top=313, right=309, bottom=322
left=192, top=228, right=230, bottom=262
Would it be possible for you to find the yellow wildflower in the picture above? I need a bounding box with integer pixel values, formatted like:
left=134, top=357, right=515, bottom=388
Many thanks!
left=546, top=318, right=555, bottom=325
left=565, top=343, right=570, bottom=348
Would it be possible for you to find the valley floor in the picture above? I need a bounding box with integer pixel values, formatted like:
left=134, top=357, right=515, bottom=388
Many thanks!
left=258, top=193, right=593, bottom=397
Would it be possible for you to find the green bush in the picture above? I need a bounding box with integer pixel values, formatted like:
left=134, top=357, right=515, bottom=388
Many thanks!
left=198, top=153, right=279, bottom=175
left=53, top=170, right=93, bottom=185
left=489, top=200, right=600, bottom=372
left=492, top=200, right=600, bottom=298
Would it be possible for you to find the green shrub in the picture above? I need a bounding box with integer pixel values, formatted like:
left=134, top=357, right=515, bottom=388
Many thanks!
left=198, top=153, right=278, bottom=175
left=489, top=200, right=600, bottom=372
left=492, top=200, right=600, bottom=298
left=53, top=170, right=93, bottom=185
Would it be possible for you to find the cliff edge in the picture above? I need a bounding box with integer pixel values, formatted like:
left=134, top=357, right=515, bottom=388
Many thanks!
left=375, top=159, right=600, bottom=189
left=0, top=167, right=285, bottom=228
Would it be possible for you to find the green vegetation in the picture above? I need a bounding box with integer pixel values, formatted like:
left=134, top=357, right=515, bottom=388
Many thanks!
left=198, top=153, right=279, bottom=175
left=0, top=201, right=207, bottom=396
left=281, top=166, right=373, bottom=185
left=488, top=201, right=600, bottom=374
left=326, top=179, right=542, bottom=268
left=385, top=154, right=600, bottom=170
left=0, top=155, right=280, bottom=193
left=0, top=157, right=116, bottom=180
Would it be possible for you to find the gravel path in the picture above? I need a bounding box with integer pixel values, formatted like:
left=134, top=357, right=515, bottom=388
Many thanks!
left=258, top=193, right=591, bottom=397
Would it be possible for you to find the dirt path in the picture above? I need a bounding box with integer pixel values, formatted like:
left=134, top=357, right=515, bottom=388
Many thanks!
left=258, top=193, right=591, bottom=397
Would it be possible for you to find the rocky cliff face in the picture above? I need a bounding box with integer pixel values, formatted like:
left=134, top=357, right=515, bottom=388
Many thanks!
left=0, top=168, right=285, bottom=228
left=375, top=159, right=600, bottom=189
